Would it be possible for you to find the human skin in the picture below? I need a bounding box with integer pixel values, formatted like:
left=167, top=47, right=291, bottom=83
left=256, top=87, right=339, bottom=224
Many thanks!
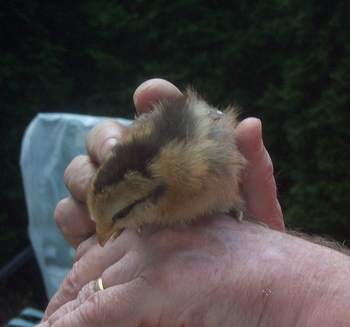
left=40, top=217, right=350, bottom=326
left=37, top=79, right=350, bottom=326
left=56, top=79, right=284, bottom=249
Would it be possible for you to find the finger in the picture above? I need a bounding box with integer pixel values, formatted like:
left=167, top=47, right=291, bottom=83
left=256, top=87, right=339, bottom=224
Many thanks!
left=64, top=155, right=96, bottom=202
left=86, top=79, right=181, bottom=164
left=43, top=232, right=137, bottom=320
left=235, top=118, right=284, bottom=231
left=86, top=120, right=127, bottom=164
left=47, top=249, right=145, bottom=324
left=54, top=198, right=95, bottom=249
left=133, top=78, right=182, bottom=115
left=100, top=251, right=142, bottom=287
left=74, top=233, right=102, bottom=262
left=45, top=232, right=147, bottom=324
left=44, top=280, right=95, bottom=325
left=47, top=282, right=146, bottom=327
left=42, top=256, right=100, bottom=321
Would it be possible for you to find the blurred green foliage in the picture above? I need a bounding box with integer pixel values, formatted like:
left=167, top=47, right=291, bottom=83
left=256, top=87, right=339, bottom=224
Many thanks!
left=1, top=0, right=349, bottom=266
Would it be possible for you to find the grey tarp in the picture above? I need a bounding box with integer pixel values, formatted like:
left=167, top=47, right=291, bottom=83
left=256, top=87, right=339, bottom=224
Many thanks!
left=20, top=113, right=131, bottom=298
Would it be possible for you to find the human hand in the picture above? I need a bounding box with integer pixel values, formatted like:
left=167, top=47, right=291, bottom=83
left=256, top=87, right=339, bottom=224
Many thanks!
left=39, top=215, right=350, bottom=326
left=55, top=78, right=284, bottom=249
left=40, top=80, right=350, bottom=326
left=41, top=217, right=273, bottom=326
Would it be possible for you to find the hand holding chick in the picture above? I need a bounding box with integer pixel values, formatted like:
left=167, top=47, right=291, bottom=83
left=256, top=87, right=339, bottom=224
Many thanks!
left=87, top=89, right=247, bottom=246
left=57, top=79, right=284, bottom=250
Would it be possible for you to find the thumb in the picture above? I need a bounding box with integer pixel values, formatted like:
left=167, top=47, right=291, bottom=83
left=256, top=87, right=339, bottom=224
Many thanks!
left=236, top=117, right=284, bottom=231
left=133, top=78, right=182, bottom=114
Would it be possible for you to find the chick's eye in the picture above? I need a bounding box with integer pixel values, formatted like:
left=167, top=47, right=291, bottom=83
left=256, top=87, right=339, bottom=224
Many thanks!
left=111, top=193, right=151, bottom=222
left=112, top=203, right=135, bottom=222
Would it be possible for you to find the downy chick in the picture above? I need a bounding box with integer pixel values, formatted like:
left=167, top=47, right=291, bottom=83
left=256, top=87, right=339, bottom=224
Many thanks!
left=87, top=90, right=246, bottom=246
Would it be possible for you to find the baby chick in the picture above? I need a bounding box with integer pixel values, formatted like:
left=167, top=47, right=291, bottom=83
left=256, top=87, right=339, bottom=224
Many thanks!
left=87, top=89, right=246, bottom=247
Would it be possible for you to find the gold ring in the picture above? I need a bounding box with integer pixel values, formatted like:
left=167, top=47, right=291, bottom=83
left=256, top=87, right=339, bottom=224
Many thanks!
left=93, top=277, right=104, bottom=292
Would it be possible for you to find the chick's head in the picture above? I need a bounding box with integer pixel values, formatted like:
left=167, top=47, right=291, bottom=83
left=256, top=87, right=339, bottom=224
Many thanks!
left=87, top=126, right=171, bottom=246
left=88, top=168, right=167, bottom=246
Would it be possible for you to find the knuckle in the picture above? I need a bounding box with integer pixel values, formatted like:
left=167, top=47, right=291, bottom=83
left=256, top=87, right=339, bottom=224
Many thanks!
left=60, top=261, right=81, bottom=299
left=74, top=236, right=97, bottom=262
left=54, top=198, right=68, bottom=227
left=63, top=155, right=86, bottom=190
left=78, top=293, right=107, bottom=327
left=86, top=120, right=125, bottom=158
left=74, top=239, right=87, bottom=261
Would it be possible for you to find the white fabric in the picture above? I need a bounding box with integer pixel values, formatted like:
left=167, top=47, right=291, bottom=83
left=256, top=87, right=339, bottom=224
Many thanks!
left=20, top=113, right=131, bottom=298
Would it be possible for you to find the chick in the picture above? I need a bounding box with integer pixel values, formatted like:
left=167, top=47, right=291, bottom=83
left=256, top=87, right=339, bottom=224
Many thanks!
left=87, top=89, right=246, bottom=246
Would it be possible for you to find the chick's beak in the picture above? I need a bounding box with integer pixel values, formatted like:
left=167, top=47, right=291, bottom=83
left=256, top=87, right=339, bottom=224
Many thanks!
left=96, top=223, right=120, bottom=247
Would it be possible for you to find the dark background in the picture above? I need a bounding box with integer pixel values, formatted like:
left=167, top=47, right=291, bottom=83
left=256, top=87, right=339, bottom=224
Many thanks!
left=1, top=0, right=349, bottom=301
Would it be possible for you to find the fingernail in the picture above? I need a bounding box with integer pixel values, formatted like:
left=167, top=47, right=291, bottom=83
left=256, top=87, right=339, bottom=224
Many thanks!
left=100, top=138, right=118, bottom=160
left=255, top=119, right=264, bottom=152
left=133, top=80, right=156, bottom=104
left=133, top=79, right=182, bottom=112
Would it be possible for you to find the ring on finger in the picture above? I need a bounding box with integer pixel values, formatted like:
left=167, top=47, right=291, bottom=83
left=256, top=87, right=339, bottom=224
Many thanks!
left=93, top=277, right=104, bottom=292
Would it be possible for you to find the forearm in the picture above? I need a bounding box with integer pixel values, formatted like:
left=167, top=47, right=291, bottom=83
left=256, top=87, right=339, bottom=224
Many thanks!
left=285, top=236, right=350, bottom=326
left=221, top=223, right=350, bottom=326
